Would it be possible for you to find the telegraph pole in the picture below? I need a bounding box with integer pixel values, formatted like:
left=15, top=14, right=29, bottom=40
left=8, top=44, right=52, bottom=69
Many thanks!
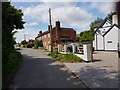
left=24, top=34, right=26, bottom=41
left=49, top=8, right=53, bottom=52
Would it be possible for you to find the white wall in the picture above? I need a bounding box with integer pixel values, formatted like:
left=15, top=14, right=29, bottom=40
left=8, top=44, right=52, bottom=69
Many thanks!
left=93, top=34, right=97, bottom=50
left=97, top=34, right=104, bottom=50
left=118, top=28, right=120, bottom=51
left=105, top=26, right=118, bottom=50
left=112, top=15, right=118, bottom=25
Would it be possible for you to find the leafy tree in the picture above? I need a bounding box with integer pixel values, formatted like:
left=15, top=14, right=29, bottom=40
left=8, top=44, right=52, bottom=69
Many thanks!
left=2, top=2, right=25, bottom=87
left=107, top=12, right=116, bottom=20
left=76, top=34, right=80, bottom=42
left=2, top=2, right=25, bottom=63
left=21, top=40, right=27, bottom=45
left=78, top=18, right=103, bottom=42
left=34, top=40, right=43, bottom=49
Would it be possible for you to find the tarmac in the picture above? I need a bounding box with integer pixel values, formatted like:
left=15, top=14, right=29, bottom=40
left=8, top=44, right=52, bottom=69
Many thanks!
left=64, top=51, right=119, bottom=88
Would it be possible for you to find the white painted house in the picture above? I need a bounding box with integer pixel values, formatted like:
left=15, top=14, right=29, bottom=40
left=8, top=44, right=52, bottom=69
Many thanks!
left=93, top=14, right=120, bottom=51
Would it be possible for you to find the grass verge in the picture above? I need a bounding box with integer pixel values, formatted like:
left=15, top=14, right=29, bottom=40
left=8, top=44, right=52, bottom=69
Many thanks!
left=48, top=52, right=83, bottom=63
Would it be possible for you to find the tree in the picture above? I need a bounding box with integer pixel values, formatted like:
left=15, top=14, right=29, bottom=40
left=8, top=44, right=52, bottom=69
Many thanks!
left=78, top=18, right=103, bottom=42
left=34, top=40, right=43, bottom=49
left=2, top=2, right=25, bottom=87
left=107, top=12, right=116, bottom=20
left=2, top=2, right=25, bottom=64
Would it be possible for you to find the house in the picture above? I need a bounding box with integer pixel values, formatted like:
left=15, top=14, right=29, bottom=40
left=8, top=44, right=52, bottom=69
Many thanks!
left=35, top=20, right=76, bottom=50
left=93, top=14, right=120, bottom=51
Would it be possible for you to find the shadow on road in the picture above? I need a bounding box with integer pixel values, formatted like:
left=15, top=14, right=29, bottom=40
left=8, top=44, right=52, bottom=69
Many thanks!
left=75, top=66, right=118, bottom=88
left=9, top=53, right=90, bottom=89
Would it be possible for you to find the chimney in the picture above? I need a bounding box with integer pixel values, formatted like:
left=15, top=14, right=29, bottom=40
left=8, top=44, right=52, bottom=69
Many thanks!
left=39, top=31, right=42, bottom=34
left=56, top=20, right=60, bottom=30
left=112, top=14, right=118, bottom=25
left=56, top=20, right=60, bottom=44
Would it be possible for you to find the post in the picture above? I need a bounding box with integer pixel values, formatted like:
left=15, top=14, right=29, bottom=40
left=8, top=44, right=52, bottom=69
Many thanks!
left=83, top=44, right=91, bottom=62
left=72, top=44, right=76, bottom=53
left=90, top=42, right=93, bottom=63
left=64, top=44, right=67, bottom=52
left=49, top=8, right=53, bottom=52
left=58, top=44, right=62, bottom=52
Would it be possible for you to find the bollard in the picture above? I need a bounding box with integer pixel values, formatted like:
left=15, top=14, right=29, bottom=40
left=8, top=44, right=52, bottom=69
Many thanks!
left=58, top=44, right=62, bottom=52
left=64, top=44, right=67, bottom=52
left=48, top=45, right=51, bottom=51
left=72, top=44, right=76, bottom=53
left=83, top=44, right=91, bottom=62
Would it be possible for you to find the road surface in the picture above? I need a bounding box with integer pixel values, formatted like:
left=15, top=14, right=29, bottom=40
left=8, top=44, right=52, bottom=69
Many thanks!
left=11, top=48, right=89, bottom=88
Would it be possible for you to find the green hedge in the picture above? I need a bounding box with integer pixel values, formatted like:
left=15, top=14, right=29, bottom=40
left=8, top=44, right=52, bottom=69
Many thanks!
left=2, top=51, right=22, bottom=88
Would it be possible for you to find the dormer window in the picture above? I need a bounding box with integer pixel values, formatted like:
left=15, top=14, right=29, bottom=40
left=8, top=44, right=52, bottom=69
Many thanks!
left=102, top=29, right=106, bottom=33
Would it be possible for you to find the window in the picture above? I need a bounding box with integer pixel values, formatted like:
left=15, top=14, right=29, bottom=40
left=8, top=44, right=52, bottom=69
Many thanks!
left=48, top=33, right=50, bottom=37
left=107, top=41, right=112, bottom=43
left=44, top=35, right=46, bottom=38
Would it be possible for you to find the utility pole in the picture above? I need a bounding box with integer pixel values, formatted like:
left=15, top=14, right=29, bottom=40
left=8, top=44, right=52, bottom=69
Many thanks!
left=24, top=34, right=26, bottom=41
left=49, top=8, right=53, bottom=52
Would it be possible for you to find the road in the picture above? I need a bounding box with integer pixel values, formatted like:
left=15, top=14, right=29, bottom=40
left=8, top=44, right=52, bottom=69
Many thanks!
left=11, top=48, right=89, bottom=88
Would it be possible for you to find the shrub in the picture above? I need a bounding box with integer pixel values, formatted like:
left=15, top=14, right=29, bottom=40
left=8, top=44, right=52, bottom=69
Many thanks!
left=48, top=52, right=61, bottom=58
left=27, top=43, right=32, bottom=48
left=57, top=54, right=83, bottom=63
left=56, top=54, right=64, bottom=61
left=34, top=45, right=38, bottom=49
left=2, top=51, right=22, bottom=88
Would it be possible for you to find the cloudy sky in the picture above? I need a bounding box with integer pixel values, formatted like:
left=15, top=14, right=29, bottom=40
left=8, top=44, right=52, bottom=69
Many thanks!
left=11, top=0, right=116, bottom=43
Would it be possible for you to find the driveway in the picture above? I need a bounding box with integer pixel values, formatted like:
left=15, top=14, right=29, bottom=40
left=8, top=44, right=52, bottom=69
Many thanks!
left=11, top=48, right=89, bottom=88
left=64, top=51, right=119, bottom=88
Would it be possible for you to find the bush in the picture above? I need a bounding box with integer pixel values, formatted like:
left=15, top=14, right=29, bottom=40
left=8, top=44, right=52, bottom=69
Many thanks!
left=34, top=45, right=38, bottom=49
left=2, top=51, right=22, bottom=88
left=48, top=52, right=61, bottom=58
left=49, top=52, right=83, bottom=63
left=27, top=44, right=32, bottom=48
left=57, top=54, right=83, bottom=63
left=56, top=54, right=64, bottom=61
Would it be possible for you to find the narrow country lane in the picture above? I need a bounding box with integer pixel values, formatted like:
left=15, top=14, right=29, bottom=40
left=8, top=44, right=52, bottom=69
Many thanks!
left=11, top=48, right=89, bottom=88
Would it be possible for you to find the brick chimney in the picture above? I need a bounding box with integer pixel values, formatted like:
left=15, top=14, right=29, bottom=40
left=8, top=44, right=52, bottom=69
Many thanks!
left=56, top=20, right=60, bottom=44
left=112, top=14, right=118, bottom=25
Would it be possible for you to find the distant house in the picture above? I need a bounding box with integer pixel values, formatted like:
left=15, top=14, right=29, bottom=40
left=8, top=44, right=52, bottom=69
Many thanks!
left=93, top=14, right=120, bottom=51
left=35, top=20, right=76, bottom=50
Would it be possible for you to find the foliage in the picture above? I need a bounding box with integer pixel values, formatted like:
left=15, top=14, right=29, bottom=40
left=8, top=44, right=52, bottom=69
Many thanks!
left=20, top=40, right=27, bottom=45
left=48, top=52, right=61, bottom=58
left=2, top=2, right=25, bottom=64
left=90, top=18, right=103, bottom=28
left=2, top=51, right=22, bottom=88
left=78, top=18, right=103, bottom=42
left=2, top=2, right=25, bottom=88
left=48, top=52, right=83, bottom=63
left=107, top=12, right=116, bottom=20
left=34, top=40, right=43, bottom=49
left=79, top=30, right=94, bottom=42
left=57, top=54, right=83, bottom=63
left=76, top=34, right=80, bottom=42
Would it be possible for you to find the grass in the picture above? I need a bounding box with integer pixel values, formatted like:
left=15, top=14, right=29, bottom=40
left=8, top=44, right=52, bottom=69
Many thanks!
left=49, top=52, right=83, bottom=63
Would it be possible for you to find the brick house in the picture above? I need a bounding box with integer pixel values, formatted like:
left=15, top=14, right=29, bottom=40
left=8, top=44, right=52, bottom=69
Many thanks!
left=35, top=20, right=76, bottom=50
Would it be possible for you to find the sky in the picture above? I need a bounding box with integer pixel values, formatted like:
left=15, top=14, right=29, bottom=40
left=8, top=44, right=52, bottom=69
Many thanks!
left=11, top=0, right=116, bottom=43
